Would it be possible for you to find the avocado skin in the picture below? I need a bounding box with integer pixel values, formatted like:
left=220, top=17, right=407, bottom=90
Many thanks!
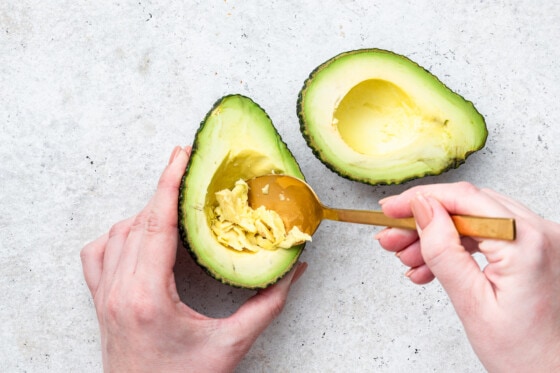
left=178, top=94, right=305, bottom=289
left=177, top=95, right=222, bottom=263
left=297, top=48, right=488, bottom=186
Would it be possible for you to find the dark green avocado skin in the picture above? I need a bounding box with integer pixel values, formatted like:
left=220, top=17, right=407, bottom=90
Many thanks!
left=296, top=48, right=488, bottom=186
left=177, top=95, right=221, bottom=263
left=177, top=95, right=221, bottom=272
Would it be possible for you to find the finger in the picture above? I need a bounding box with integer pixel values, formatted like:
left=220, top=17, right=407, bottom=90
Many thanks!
left=396, top=241, right=425, bottom=268
left=124, top=146, right=191, bottom=278
left=405, top=264, right=435, bottom=285
left=480, top=188, right=538, bottom=220
left=167, top=145, right=182, bottom=165
left=102, top=217, right=134, bottom=277
left=381, top=182, right=514, bottom=219
left=411, top=194, right=490, bottom=311
left=80, top=233, right=109, bottom=296
left=400, top=236, right=482, bottom=285
left=376, top=228, right=418, bottom=253
left=376, top=229, right=427, bottom=273
left=226, top=262, right=308, bottom=345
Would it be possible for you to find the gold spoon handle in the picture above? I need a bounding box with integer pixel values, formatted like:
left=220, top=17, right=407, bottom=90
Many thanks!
left=324, top=208, right=516, bottom=241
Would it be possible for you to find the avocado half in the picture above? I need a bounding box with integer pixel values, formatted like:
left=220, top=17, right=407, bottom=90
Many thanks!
left=178, top=94, right=305, bottom=289
left=297, top=49, right=488, bottom=185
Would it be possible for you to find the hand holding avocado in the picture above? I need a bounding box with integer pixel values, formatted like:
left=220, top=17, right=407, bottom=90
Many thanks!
left=377, top=182, right=560, bottom=371
left=80, top=146, right=307, bottom=372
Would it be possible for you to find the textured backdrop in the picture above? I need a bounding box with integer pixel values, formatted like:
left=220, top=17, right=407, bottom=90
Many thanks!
left=2, top=1, right=559, bottom=372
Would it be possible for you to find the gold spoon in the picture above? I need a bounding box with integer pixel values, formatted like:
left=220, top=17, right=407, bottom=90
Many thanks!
left=247, top=174, right=516, bottom=241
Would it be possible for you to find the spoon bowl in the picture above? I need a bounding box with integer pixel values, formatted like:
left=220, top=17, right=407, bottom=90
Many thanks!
left=246, top=174, right=516, bottom=240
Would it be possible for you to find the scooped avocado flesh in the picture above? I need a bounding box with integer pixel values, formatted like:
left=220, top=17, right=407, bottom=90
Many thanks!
left=298, top=49, right=488, bottom=185
left=211, top=179, right=311, bottom=252
left=178, top=94, right=306, bottom=289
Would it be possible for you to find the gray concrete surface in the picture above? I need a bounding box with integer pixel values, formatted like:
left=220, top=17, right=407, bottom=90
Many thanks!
left=2, top=1, right=559, bottom=372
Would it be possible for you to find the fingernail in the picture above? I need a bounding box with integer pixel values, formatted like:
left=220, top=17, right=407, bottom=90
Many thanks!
left=395, top=250, right=402, bottom=258
left=184, top=145, right=192, bottom=157
left=168, top=145, right=182, bottom=165
left=374, top=229, right=387, bottom=240
left=405, top=268, right=415, bottom=278
left=410, top=193, right=433, bottom=231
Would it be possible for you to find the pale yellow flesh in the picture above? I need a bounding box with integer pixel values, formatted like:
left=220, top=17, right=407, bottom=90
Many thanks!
left=334, top=79, right=451, bottom=157
left=211, top=179, right=311, bottom=252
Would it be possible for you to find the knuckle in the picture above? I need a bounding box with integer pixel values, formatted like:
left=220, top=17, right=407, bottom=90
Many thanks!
left=108, top=219, right=131, bottom=238
left=80, top=238, right=104, bottom=264
left=445, top=182, right=481, bottom=211
left=80, top=242, right=95, bottom=261
left=126, top=291, right=159, bottom=325
left=223, top=325, right=253, bottom=356
left=157, top=169, right=179, bottom=191
left=104, top=292, right=122, bottom=322
left=454, top=181, right=480, bottom=195
left=522, top=225, right=549, bottom=269
left=103, top=286, right=159, bottom=327
left=131, top=209, right=164, bottom=235
left=102, top=286, right=128, bottom=325
left=268, top=296, right=287, bottom=319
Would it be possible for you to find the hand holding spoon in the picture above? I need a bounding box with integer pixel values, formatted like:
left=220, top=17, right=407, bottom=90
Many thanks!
left=246, top=175, right=516, bottom=241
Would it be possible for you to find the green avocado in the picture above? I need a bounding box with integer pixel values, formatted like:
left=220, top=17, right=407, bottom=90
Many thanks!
left=297, top=49, right=488, bottom=185
left=178, top=94, right=305, bottom=289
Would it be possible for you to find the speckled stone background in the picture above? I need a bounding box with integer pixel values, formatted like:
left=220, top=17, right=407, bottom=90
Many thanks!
left=2, top=1, right=559, bottom=372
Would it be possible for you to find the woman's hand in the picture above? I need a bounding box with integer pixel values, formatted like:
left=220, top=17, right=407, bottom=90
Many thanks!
left=377, top=182, right=560, bottom=372
left=80, top=146, right=307, bottom=373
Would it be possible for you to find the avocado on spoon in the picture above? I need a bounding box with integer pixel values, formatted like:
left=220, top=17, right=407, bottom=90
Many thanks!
left=247, top=175, right=516, bottom=241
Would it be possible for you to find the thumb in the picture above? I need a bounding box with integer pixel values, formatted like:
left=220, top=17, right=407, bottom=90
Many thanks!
left=411, top=194, right=487, bottom=308
left=227, top=262, right=307, bottom=344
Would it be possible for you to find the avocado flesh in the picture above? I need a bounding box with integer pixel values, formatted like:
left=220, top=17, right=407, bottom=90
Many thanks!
left=298, top=49, right=488, bottom=185
left=211, top=179, right=311, bottom=252
left=179, top=94, right=305, bottom=289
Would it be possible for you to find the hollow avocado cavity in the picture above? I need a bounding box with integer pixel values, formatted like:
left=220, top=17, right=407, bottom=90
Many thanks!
left=333, top=79, right=450, bottom=156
